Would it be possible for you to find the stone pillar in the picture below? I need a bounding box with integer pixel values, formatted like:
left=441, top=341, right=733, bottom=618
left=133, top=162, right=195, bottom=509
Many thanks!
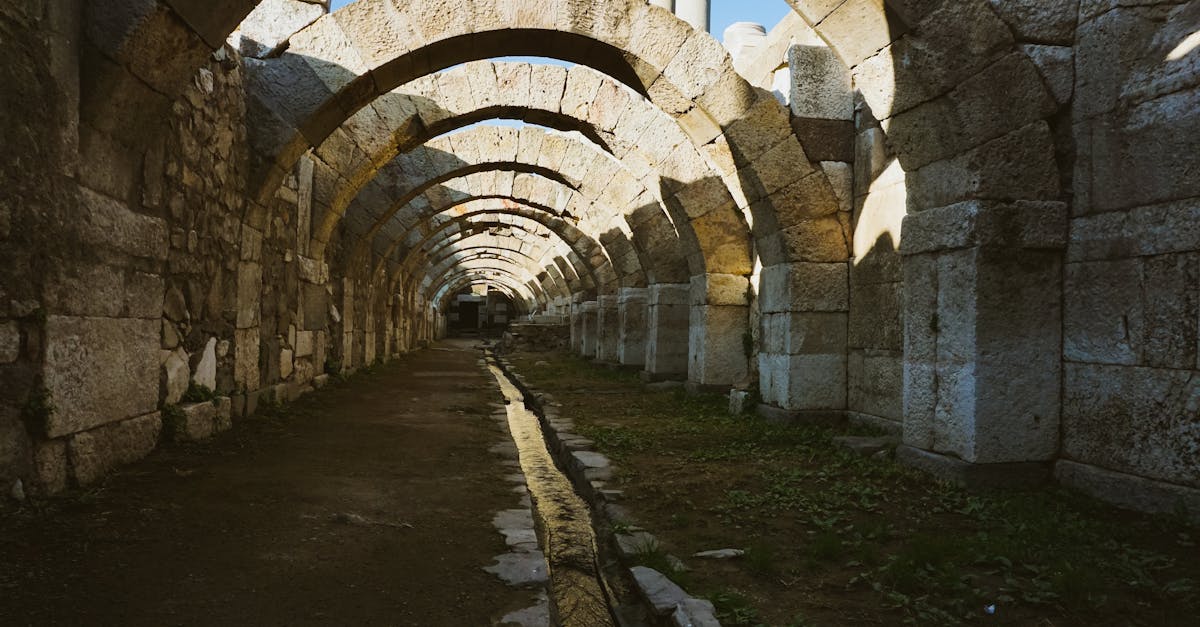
left=596, top=295, right=620, bottom=363
left=688, top=274, right=750, bottom=390
left=675, top=0, right=709, bottom=32
left=578, top=300, right=599, bottom=358
left=723, top=22, right=766, bottom=75
left=618, top=287, right=649, bottom=367
left=569, top=296, right=584, bottom=353
left=644, top=283, right=690, bottom=379
left=897, top=201, right=1066, bottom=485
left=757, top=262, right=848, bottom=417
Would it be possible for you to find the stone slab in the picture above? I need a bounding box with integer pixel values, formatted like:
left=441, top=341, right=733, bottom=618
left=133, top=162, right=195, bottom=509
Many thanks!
left=895, top=444, right=1051, bottom=489
left=68, top=412, right=162, bottom=485
left=44, top=316, right=160, bottom=438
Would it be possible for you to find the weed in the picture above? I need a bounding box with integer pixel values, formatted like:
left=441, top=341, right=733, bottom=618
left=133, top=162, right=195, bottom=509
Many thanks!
left=160, top=404, right=188, bottom=442
left=707, top=590, right=761, bottom=626
left=743, top=541, right=778, bottom=576
left=181, top=382, right=216, bottom=404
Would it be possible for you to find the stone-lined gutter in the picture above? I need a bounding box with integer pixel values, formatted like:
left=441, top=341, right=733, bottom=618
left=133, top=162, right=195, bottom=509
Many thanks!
left=491, top=351, right=721, bottom=627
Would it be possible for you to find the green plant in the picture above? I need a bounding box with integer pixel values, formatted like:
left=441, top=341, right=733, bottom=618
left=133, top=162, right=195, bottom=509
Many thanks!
left=324, top=357, right=342, bottom=376
left=707, top=590, right=761, bottom=626
left=181, top=382, right=216, bottom=403
left=743, top=541, right=778, bottom=576
left=161, top=404, right=186, bottom=438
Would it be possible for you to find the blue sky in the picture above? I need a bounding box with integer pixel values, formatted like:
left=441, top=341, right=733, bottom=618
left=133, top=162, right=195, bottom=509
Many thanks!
left=326, top=1, right=794, bottom=39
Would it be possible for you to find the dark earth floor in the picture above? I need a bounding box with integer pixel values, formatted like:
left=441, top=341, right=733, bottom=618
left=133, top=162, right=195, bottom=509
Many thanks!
left=0, top=340, right=537, bottom=626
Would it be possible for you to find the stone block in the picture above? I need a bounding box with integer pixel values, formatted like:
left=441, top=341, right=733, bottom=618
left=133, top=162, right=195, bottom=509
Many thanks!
left=280, top=348, right=295, bottom=379
left=162, top=347, right=190, bottom=405
left=78, top=188, right=168, bottom=261
left=688, top=304, right=750, bottom=387
left=761, top=311, right=847, bottom=355
left=33, top=439, right=68, bottom=494
left=758, top=262, right=848, bottom=313
left=901, top=200, right=1068, bottom=255
left=989, top=0, right=1078, bottom=45
left=1063, top=363, right=1200, bottom=489
left=233, top=0, right=326, bottom=58
left=236, top=262, right=262, bottom=329
left=1020, top=44, right=1075, bottom=105
left=1083, top=88, right=1200, bottom=214
left=1063, top=259, right=1141, bottom=365
left=1055, top=460, right=1200, bottom=523
left=167, top=402, right=218, bottom=443
left=0, top=321, right=19, bottom=363
left=43, top=316, right=160, bottom=438
left=295, top=330, right=314, bottom=357
left=789, top=45, right=853, bottom=120
left=1069, top=198, right=1200, bottom=262
left=760, top=353, right=847, bottom=411
left=193, top=337, right=218, bottom=390
left=689, top=273, right=749, bottom=307
left=848, top=280, right=902, bottom=350
left=234, top=328, right=261, bottom=392
left=848, top=349, right=902, bottom=422
left=68, top=412, right=162, bottom=485
left=906, top=121, right=1059, bottom=210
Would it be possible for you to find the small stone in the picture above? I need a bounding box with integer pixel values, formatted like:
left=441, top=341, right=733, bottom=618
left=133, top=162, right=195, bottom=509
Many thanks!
left=216, top=339, right=230, bottom=358
left=831, top=435, right=898, bottom=457
left=161, top=319, right=181, bottom=349
left=692, top=548, right=745, bottom=559
left=10, top=479, right=25, bottom=501
left=280, top=348, right=294, bottom=379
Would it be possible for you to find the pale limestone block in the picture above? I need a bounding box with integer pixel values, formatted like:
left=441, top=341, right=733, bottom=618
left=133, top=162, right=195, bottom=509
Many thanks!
left=162, top=348, right=190, bottom=405
left=193, top=337, right=218, bottom=390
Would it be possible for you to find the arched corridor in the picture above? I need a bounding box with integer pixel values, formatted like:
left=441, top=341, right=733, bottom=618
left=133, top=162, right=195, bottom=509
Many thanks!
left=2, top=0, right=1199, bottom=623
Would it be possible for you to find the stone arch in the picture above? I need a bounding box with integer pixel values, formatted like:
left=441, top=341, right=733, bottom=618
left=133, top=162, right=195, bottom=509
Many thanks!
left=383, top=195, right=620, bottom=297
left=769, top=0, right=1068, bottom=473
left=397, top=209, right=607, bottom=294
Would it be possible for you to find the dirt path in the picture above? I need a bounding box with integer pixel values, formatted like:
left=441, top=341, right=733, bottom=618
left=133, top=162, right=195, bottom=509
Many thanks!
left=0, top=340, right=537, bottom=626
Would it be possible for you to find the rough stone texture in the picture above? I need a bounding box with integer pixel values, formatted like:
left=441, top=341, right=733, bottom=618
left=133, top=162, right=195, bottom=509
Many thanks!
left=231, top=0, right=327, bottom=59
left=630, top=566, right=688, bottom=616
left=43, top=316, right=161, bottom=438
left=0, top=321, right=19, bottom=363
left=68, top=412, right=163, bottom=485
left=0, top=0, right=1195, bottom=514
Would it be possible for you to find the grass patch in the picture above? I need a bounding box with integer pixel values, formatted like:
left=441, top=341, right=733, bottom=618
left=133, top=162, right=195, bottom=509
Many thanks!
left=509, top=350, right=1200, bottom=626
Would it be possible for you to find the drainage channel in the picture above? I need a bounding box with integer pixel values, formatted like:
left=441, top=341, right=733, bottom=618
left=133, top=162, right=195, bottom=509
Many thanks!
left=484, top=354, right=619, bottom=627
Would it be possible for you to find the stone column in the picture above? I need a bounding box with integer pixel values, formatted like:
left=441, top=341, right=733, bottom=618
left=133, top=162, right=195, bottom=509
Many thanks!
left=596, top=295, right=620, bottom=363
left=757, top=262, right=848, bottom=418
left=688, top=274, right=749, bottom=391
left=675, top=0, right=709, bottom=32
left=618, top=287, right=649, bottom=367
left=644, top=283, right=690, bottom=380
left=897, top=200, right=1066, bottom=485
left=578, top=300, right=599, bottom=358
left=569, top=296, right=584, bottom=353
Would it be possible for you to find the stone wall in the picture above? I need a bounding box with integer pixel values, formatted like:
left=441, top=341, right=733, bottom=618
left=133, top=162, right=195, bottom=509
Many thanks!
left=1063, top=0, right=1200, bottom=495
